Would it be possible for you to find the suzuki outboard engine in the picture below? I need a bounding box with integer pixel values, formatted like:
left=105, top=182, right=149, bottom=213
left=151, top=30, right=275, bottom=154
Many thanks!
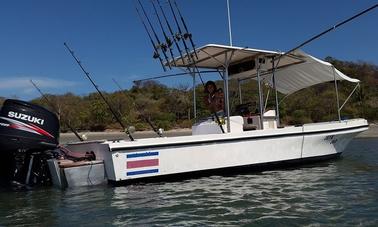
left=0, top=99, right=60, bottom=186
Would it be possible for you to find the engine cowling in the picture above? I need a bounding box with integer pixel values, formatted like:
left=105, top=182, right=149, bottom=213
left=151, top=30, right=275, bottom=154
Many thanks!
left=0, top=99, right=60, bottom=150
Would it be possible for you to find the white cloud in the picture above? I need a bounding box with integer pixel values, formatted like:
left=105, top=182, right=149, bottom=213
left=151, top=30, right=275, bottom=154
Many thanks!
left=0, top=77, right=80, bottom=100
left=0, top=77, right=78, bottom=90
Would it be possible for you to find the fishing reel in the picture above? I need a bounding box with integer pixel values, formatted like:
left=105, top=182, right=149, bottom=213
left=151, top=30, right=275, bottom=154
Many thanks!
left=155, top=43, right=168, bottom=52
left=165, top=37, right=173, bottom=47
left=153, top=51, right=160, bottom=59
left=158, top=128, right=164, bottom=136
left=127, top=126, right=136, bottom=134
left=183, top=32, right=192, bottom=40
left=175, top=32, right=182, bottom=41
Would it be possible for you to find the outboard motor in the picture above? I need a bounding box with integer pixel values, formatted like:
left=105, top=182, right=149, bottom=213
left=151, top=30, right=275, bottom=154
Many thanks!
left=0, top=99, right=60, bottom=186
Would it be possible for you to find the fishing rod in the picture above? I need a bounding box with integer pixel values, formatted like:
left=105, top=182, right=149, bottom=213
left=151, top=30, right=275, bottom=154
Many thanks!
left=159, top=0, right=201, bottom=71
left=112, top=78, right=163, bottom=137
left=163, top=1, right=219, bottom=129
left=257, top=4, right=377, bottom=128
left=30, top=80, right=84, bottom=141
left=168, top=0, right=195, bottom=65
left=137, top=1, right=224, bottom=133
left=151, top=0, right=177, bottom=67
left=157, top=0, right=203, bottom=83
left=136, top=6, right=167, bottom=71
left=158, top=0, right=201, bottom=76
left=137, top=0, right=172, bottom=70
left=166, top=0, right=223, bottom=132
left=63, top=42, right=135, bottom=141
left=280, top=4, right=378, bottom=60
left=172, top=0, right=199, bottom=59
left=156, top=0, right=186, bottom=65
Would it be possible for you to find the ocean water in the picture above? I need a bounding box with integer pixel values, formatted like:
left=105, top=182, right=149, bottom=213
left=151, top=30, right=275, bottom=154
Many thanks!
left=1, top=138, right=377, bottom=226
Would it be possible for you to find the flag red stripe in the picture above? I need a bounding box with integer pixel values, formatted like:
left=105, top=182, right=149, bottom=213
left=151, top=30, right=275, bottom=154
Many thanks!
left=127, top=159, right=159, bottom=169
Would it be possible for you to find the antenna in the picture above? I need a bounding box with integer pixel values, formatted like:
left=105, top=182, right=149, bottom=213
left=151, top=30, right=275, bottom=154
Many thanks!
left=30, top=80, right=84, bottom=141
left=226, top=0, right=233, bottom=46
left=63, top=42, right=135, bottom=141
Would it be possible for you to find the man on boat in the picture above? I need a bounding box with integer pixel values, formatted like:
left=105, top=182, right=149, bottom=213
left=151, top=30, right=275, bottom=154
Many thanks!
left=204, top=81, right=224, bottom=114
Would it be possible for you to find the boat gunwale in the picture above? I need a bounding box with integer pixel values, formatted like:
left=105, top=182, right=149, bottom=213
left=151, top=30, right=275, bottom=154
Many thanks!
left=109, top=122, right=368, bottom=152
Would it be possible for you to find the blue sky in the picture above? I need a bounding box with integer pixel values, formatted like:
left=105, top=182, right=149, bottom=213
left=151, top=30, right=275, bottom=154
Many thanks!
left=0, top=0, right=377, bottom=100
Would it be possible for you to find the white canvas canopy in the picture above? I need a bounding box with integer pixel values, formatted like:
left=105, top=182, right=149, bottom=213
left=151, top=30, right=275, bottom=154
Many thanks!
left=245, top=49, right=360, bottom=94
left=171, top=44, right=359, bottom=94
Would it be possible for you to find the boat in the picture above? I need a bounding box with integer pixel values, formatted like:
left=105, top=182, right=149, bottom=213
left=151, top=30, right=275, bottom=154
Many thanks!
left=1, top=1, right=374, bottom=188
left=46, top=44, right=368, bottom=187
left=0, top=44, right=369, bottom=188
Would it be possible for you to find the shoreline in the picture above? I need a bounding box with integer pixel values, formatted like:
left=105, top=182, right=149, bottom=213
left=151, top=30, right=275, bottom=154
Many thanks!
left=59, top=124, right=378, bottom=143
left=357, top=123, right=378, bottom=138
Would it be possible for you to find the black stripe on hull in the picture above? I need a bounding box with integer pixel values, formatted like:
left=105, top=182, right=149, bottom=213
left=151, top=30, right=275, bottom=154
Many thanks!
left=109, top=152, right=342, bottom=186
left=111, top=124, right=368, bottom=151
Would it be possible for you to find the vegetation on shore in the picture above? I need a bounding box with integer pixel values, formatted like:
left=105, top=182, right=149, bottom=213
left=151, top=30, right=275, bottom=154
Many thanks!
left=0, top=57, right=377, bottom=132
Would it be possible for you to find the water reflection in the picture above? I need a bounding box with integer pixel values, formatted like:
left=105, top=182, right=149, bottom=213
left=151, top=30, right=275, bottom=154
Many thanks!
left=107, top=163, right=344, bottom=225
left=1, top=138, right=377, bottom=226
left=0, top=188, right=62, bottom=226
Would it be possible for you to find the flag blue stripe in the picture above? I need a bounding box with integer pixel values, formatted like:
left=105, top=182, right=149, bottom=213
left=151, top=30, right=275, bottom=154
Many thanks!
left=127, top=151, right=159, bottom=158
left=127, top=169, right=159, bottom=176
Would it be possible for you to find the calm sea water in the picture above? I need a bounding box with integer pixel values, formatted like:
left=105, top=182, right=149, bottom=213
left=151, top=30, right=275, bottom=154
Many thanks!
left=1, top=138, right=377, bottom=226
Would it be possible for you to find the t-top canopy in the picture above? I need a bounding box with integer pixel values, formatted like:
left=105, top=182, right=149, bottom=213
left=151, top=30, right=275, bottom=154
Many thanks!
left=170, top=44, right=359, bottom=94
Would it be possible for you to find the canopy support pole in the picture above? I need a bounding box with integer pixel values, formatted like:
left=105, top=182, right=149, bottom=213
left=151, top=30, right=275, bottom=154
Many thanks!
left=339, top=83, right=360, bottom=112
left=224, top=69, right=231, bottom=132
left=222, top=68, right=230, bottom=132
left=238, top=80, right=242, bottom=104
left=272, top=57, right=280, bottom=127
left=192, top=71, right=197, bottom=120
left=223, top=50, right=236, bottom=133
left=257, top=59, right=264, bottom=129
left=333, top=67, right=341, bottom=121
left=264, top=89, right=270, bottom=112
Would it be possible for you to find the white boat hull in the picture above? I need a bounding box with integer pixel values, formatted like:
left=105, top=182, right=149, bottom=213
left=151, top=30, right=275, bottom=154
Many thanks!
left=104, top=119, right=368, bottom=183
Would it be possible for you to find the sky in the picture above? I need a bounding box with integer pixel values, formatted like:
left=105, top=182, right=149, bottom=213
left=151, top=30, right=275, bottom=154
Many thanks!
left=0, top=0, right=377, bottom=100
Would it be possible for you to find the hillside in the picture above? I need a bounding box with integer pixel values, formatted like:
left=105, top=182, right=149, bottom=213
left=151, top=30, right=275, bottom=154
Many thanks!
left=0, top=58, right=377, bottom=132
